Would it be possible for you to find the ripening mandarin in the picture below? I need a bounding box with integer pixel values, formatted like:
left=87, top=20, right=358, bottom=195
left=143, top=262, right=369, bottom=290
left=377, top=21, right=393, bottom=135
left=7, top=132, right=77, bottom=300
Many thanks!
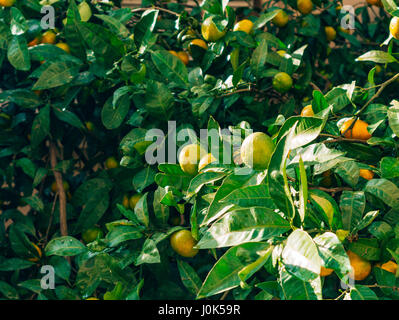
left=189, top=39, right=208, bottom=51
left=198, top=153, right=217, bottom=171
left=178, top=144, right=206, bottom=175
left=201, top=16, right=226, bottom=42
left=390, top=17, right=399, bottom=40
left=301, top=105, right=314, bottom=117
left=297, top=0, right=313, bottom=15
left=359, top=168, right=374, bottom=180
left=170, top=230, right=199, bottom=258
left=0, top=0, right=15, bottom=7
left=376, top=261, right=398, bottom=274
left=340, top=119, right=372, bottom=140
left=325, top=26, right=337, bottom=41
left=240, top=132, right=275, bottom=170
left=347, top=250, right=371, bottom=281
left=320, top=266, right=334, bottom=277
left=272, top=10, right=289, bottom=27
left=233, top=19, right=254, bottom=34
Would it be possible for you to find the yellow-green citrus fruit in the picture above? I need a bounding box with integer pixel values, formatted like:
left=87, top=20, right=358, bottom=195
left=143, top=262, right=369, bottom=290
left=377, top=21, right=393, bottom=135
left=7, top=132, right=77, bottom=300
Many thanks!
left=170, top=230, right=199, bottom=258
left=105, top=156, right=119, bottom=169
left=0, top=0, right=15, bottom=7
left=85, top=121, right=94, bottom=132
left=201, top=16, right=226, bottom=42
left=336, top=229, right=349, bottom=242
left=51, top=181, right=70, bottom=193
left=233, top=19, right=254, bottom=34
left=272, top=10, right=289, bottom=27
left=347, top=250, right=372, bottom=281
left=41, top=30, right=56, bottom=44
left=178, top=144, right=205, bottom=175
left=189, top=39, right=208, bottom=52
left=56, top=42, right=71, bottom=54
left=390, top=17, right=399, bottom=40
left=340, top=119, right=372, bottom=140
left=129, top=194, right=141, bottom=210
left=272, top=72, right=293, bottom=93
left=240, top=132, right=275, bottom=170
left=301, top=105, right=314, bottom=117
left=376, top=261, right=398, bottom=274
left=297, top=0, right=313, bottom=14
left=277, top=50, right=287, bottom=57
left=325, top=26, right=337, bottom=41
left=198, top=153, right=217, bottom=171
left=78, top=1, right=92, bottom=22
left=320, top=266, right=334, bottom=277
left=82, top=227, right=103, bottom=243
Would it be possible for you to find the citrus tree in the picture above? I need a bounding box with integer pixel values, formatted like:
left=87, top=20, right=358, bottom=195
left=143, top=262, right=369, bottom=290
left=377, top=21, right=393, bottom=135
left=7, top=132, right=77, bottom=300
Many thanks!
left=1, top=0, right=399, bottom=300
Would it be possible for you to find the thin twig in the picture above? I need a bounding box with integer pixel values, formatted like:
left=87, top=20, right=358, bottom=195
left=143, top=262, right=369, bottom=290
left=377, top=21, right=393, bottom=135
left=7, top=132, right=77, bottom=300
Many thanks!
left=342, top=72, right=399, bottom=137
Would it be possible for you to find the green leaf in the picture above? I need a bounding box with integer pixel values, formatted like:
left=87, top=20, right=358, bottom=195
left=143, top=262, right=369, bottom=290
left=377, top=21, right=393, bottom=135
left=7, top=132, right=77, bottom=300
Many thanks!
left=340, top=191, right=365, bottom=232
left=282, top=229, right=321, bottom=282
left=348, top=238, right=381, bottom=261
left=251, top=38, right=267, bottom=77
left=45, top=236, right=87, bottom=256
left=101, top=94, right=130, bottom=130
left=135, top=238, right=160, bottom=265
left=187, top=172, right=227, bottom=198
left=145, top=80, right=174, bottom=118
left=298, top=156, right=308, bottom=223
left=106, top=225, right=144, bottom=247
left=313, top=232, right=352, bottom=280
left=278, top=266, right=322, bottom=300
left=0, top=281, right=19, bottom=300
left=177, top=260, right=202, bottom=296
left=364, top=179, right=399, bottom=209
left=349, top=285, right=378, bottom=300
left=220, top=184, right=276, bottom=209
left=31, top=105, right=50, bottom=148
left=380, top=157, right=399, bottom=179
left=32, top=61, right=80, bottom=90
left=197, top=242, right=269, bottom=299
left=197, top=207, right=290, bottom=249
left=356, top=50, right=398, bottom=64
left=7, top=35, right=30, bottom=71
left=151, top=50, right=188, bottom=87
left=388, top=103, right=399, bottom=137
left=153, top=187, right=170, bottom=225
left=134, top=192, right=149, bottom=227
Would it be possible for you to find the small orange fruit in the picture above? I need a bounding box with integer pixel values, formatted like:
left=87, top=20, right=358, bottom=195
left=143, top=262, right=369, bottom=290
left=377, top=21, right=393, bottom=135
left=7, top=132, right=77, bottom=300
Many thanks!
left=41, top=30, right=57, bottom=44
left=376, top=261, right=398, bottom=274
left=347, top=250, right=372, bottom=281
left=297, top=0, right=313, bottom=15
left=301, top=105, right=314, bottom=117
left=170, top=230, right=199, bottom=258
left=56, top=42, right=71, bottom=54
left=272, top=10, right=289, bottom=28
left=340, top=119, right=372, bottom=140
left=320, top=266, right=334, bottom=277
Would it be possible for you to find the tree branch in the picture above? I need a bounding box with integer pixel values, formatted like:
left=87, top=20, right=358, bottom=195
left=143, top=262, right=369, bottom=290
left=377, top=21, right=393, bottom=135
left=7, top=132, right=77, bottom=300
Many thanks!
left=50, top=142, right=68, bottom=237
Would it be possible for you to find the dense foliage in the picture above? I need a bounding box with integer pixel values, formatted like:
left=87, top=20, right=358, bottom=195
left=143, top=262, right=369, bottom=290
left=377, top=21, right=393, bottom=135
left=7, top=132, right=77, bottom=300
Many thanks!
left=1, top=0, right=399, bottom=300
